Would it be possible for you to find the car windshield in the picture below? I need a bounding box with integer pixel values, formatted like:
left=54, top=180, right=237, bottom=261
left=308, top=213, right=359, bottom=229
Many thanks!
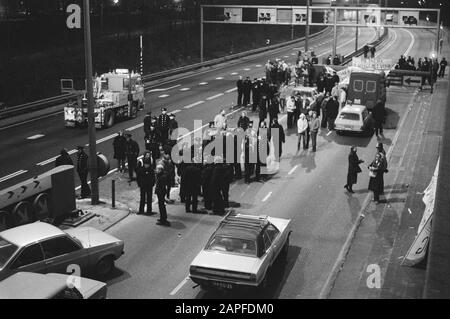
left=0, top=237, right=18, bottom=268
left=206, top=236, right=257, bottom=257
left=339, top=112, right=360, bottom=121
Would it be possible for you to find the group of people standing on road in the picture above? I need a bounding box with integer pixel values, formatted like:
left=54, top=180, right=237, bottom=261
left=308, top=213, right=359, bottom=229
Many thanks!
left=395, top=55, right=447, bottom=85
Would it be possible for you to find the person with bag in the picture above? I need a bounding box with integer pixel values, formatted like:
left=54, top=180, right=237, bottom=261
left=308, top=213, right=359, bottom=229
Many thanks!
left=368, top=153, right=384, bottom=203
left=344, top=146, right=364, bottom=193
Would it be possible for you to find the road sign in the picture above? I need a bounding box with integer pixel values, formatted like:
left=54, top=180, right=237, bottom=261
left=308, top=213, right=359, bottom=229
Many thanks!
left=403, top=76, right=422, bottom=87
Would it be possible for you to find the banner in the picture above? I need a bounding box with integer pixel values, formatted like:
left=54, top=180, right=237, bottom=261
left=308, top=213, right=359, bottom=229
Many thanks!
left=418, top=158, right=439, bottom=234
left=352, top=57, right=394, bottom=71
left=402, top=215, right=432, bottom=266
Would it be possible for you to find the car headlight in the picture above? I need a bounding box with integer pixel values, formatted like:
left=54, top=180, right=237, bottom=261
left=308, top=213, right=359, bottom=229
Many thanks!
left=250, top=273, right=257, bottom=282
left=189, top=266, right=197, bottom=274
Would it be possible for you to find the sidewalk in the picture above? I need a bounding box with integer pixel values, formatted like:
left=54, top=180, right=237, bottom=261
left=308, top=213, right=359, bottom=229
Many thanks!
left=329, top=75, right=448, bottom=298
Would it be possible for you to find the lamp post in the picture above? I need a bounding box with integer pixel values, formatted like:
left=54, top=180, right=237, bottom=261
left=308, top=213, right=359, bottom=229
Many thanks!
left=83, top=0, right=99, bottom=205
left=305, top=0, right=310, bottom=52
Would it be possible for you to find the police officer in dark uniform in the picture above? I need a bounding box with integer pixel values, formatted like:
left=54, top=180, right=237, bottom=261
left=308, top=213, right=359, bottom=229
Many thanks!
left=183, top=159, right=202, bottom=213
left=76, top=146, right=91, bottom=198
left=136, top=151, right=155, bottom=215
left=201, top=156, right=214, bottom=210
left=168, top=113, right=178, bottom=146
left=125, top=133, right=140, bottom=181
left=210, top=156, right=225, bottom=214
left=143, top=111, right=153, bottom=136
left=242, top=76, right=252, bottom=107
left=145, top=125, right=161, bottom=162
left=251, top=78, right=261, bottom=112
left=236, top=76, right=244, bottom=106
left=157, top=107, right=170, bottom=144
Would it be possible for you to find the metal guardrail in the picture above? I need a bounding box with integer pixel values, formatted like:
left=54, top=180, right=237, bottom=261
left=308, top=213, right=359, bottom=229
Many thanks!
left=0, top=93, right=78, bottom=119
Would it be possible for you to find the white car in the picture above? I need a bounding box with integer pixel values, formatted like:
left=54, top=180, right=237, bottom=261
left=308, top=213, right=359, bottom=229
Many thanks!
left=334, top=104, right=373, bottom=136
left=189, top=212, right=291, bottom=291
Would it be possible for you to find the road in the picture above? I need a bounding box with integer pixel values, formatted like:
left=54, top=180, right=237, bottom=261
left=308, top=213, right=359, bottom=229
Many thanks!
left=96, top=27, right=434, bottom=299
left=0, top=26, right=377, bottom=189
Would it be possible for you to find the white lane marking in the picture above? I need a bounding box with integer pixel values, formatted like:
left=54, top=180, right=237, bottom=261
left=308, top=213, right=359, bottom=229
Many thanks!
left=0, top=170, right=28, bottom=183
left=262, top=191, right=272, bottom=202
left=171, top=109, right=182, bottom=114
left=288, top=165, right=298, bottom=175
left=97, top=133, right=118, bottom=144
left=148, top=84, right=181, bottom=93
left=291, top=53, right=296, bottom=56
left=180, top=88, right=190, bottom=91
left=326, top=131, right=333, bottom=136
left=256, top=64, right=262, bottom=67
left=158, top=94, right=169, bottom=98
left=184, top=101, right=205, bottom=109
left=170, top=276, right=190, bottom=296
left=128, top=123, right=144, bottom=131
left=230, top=72, right=238, bottom=75
left=206, top=93, right=224, bottom=101
left=402, top=28, right=416, bottom=57
left=284, top=55, right=289, bottom=58
left=215, top=77, right=224, bottom=80
left=225, top=87, right=237, bottom=93
left=199, top=82, right=208, bottom=85
left=26, top=134, right=45, bottom=140
left=244, top=68, right=251, bottom=71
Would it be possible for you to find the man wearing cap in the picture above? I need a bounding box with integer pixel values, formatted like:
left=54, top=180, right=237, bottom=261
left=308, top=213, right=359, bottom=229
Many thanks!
left=237, top=111, right=250, bottom=131
left=157, top=108, right=170, bottom=144
left=136, top=151, right=155, bottom=215
left=143, top=111, right=152, bottom=136
left=155, top=164, right=170, bottom=226
left=125, top=133, right=140, bottom=181
left=168, top=113, right=178, bottom=146
left=76, top=146, right=91, bottom=198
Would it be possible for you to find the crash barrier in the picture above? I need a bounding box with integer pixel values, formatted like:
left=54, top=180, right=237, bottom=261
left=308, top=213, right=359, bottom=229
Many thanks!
left=386, top=69, right=432, bottom=88
left=0, top=165, right=76, bottom=231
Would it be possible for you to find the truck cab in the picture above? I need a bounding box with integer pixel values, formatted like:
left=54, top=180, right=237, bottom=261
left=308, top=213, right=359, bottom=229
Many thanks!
left=347, top=71, right=386, bottom=110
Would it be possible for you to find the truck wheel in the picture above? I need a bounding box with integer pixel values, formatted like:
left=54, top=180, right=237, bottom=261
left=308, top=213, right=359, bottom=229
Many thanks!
left=104, top=110, right=115, bottom=128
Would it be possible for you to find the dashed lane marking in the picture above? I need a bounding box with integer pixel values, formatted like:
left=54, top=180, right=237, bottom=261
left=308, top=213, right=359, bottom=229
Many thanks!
left=206, top=93, right=224, bottom=101
left=184, top=101, right=205, bottom=109
left=199, top=82, right=208, bottom=85
left=170, top=276, right=190, bottom=296
left=148, top=84, right=181, bottom=93
left=244, top=68, right=251, bottom=71
left=262, top=192, right=272, bottom=202
left=171, top=109, right=182, bottom=114
left=180, top=88, right=190, bottom=91
left=288, top=165, right=298, bottom=175
left=97, top=133, right=118, bottom=144
left=230, top=72, right=238, bottom=75
left=158, top=94, right=169, bottom=98
left=225, top=87, right=237, bottom=93
left=255, top=64, right=262, bottom=67
left=37, top=149, right=77, bottom=166
left=215, top=77, right=224, bottom=80
left=26, top=134, right=45, bottom=140
left=0, top=170, right=28, bottom=183
left=128, top=123, right=144, bottom=131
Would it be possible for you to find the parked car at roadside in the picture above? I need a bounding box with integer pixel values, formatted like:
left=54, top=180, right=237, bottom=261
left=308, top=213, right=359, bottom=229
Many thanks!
left=189, top=211, right=291, bottom=291
left=0, top=271, right=107, bottom=299
left=0, top=222, right=124, bottom=281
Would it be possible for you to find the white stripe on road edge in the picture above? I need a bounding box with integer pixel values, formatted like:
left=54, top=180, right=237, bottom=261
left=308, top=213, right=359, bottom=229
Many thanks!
left=206, top=93, right=224, bottom=101
left=170, top=276, right=190, bottom=296
left=288, top=165, right=298, bottom=175
left=199, top=82, right=208, bottom=86
left=180, top=88, right=190, bottom=91
left=256, top=64, right=262, bottom=67
left=128, top=123, right=144, bottom=131
left=284, top=56, right=289, bottom=58
left=184, top=101, right=205, bottom=109
left=244, top=68, right=251, bottom=71
left=171, top=109, right=182, bottom=114
left=0, top=170, right=28, bottom=183
left=27, top=134, right=45, bottom=140
left=225, top=87, right=237, bottom=93
left=97, top=133, right=118, bottom=144
left=215, top=77, right=224, bottom=80
left=148, top=84, right=181, bottom=93
left=158, top=94, right=169, bottom=98
left=262, top=192, right=272, bottom=202
left=291, top=53, right=296, bottom=56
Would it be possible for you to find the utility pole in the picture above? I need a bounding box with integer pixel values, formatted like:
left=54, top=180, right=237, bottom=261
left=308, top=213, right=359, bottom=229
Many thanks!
left=305, top=0, right=310, bottom=52
left=83, top=0, right=99, bottom=205
left=200, top=6, right=204, bottom=63
left=355, top=0, right=359, bottom=52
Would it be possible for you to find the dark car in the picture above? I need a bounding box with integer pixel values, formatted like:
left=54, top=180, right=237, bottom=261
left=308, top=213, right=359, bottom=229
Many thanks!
left=404, top=16, right=417, bottom=25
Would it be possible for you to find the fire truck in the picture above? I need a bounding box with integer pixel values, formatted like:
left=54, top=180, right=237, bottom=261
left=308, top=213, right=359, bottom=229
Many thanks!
left=64, top=69, right=145, bottom=129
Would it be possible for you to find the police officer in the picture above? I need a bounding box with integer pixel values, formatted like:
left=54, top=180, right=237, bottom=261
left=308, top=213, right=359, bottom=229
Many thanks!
left=210, top=156, right=225, bottom=214
left=136, top=151, right=155, bottom=215
left=157, top=107, right=170, bottom=144
left=243, top=76, right=252, bottom=107
left=143, top=111, right=153, bottom=136
left=168, top=113, right=179, bottom=147
left=183, top=159, right=202, bottom=213
left=76, top=146, right=91, bottom=198
left=236, top=76, right=244, bottom=106
left=251, top=78, right=261, bottom=112
left=201, top=156, right=215, bottom=210
left=145, top=125, right=161, bottom=162
left=125, top=133, right=140, bottom=181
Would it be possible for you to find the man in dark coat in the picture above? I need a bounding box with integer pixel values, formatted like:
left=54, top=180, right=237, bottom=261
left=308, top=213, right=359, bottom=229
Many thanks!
left=201, top=158, right=215, bottom=210
left=136, top=152, right=155, bottom=214
left=76, top=146, right=91, bottom=198
left=268, top=97, right=279, bottom=125
left=317, top=74, right=325, bottom=93
left=210, top=157, right=225, bottom=214
left=251, top=78, right=261, bottom=112
left=237, top=76, right=244, bottom=106
left=331, top=71, right=340, bottom=86
left=113, top=130, right=127, bottom=172
left=372, top=100, right=385, bottom=137
left=183, top=161, right=202, bottom=213
left=326, top=96, right=339, bottom=130
left=269, top=118, right=285, bottom=160
left=168, top=113, right=179, bottom=145
left=259, top=96, right=268, bottom=124
left=55, top=148, right=73, bottom=167
left=242, top=77, right=252, bottom=107
left=155, top=164, right=170, bottom=226
left=145, top=125, right=161, bottom=162
left=368, top=153, right=384, bottom=203
left=345, top=146, right=364, bottom=193
left=125, top=133, right=140, bottom=181
left=157, top=108, right=170, bottom=144
left=143, top=111, right=153, bottom=136
left=320, top=93, right=330, bottom=128
left=237, top=111, right=250, bottom=131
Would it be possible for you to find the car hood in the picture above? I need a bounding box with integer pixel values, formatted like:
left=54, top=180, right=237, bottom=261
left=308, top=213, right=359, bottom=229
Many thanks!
left=191, top=250, right=260, bottom=274
left=65, top=227, right=122, bottom=248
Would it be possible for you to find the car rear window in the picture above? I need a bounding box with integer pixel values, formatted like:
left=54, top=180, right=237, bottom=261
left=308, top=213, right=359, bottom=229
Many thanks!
left=339, top=112, right=360, bottom=121
left=206, top=236, right=257, bottom=257
left=0, top=237, right=18, bottom=268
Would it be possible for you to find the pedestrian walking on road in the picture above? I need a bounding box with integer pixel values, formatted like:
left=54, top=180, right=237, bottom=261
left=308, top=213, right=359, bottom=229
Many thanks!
left=125, top=133, right=140, bottom=181
left=368, top=153, right=384, bottom=203
left=113, top=130, right=127, bottom=172
left=370, top=46, right=376, bottom=58
left=76, top=146, right=91, bottom=199
left=320, top=93, right=330, bottom=128
left=439, top=58, right=447, bottom=77
left=55, top=148, right=73, bottom=167
left=155, top=164, right=170, bottom=226
left=309, top=111, right=320, bottom=152
left=269, top=118, right=285, bottom=160
left=237, top=76, right=244, bottom=106
left=136, top=152, right=155, bottom=215
left=344, top=146, right=364, bottom=193
left=372, top=100, right=385, bottom=137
